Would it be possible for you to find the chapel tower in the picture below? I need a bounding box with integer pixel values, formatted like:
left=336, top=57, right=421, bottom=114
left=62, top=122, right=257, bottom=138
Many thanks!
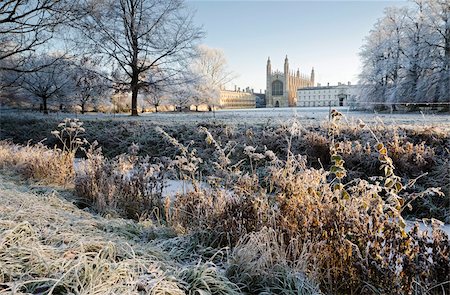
left=266, top=56, right=315, bottom=107
left=266, top=57, right=272, bottom=100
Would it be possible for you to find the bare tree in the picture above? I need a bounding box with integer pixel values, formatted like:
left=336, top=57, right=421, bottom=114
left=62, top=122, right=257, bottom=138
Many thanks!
left=169, top=84, right=194, bottom=111
left=144, top=86, right=165, bottom=112
left=75, top=0, right=203, bottom=116
left=19, top=54, right=72, bottom=114
left=190, top=45, right=236, bottom=110
left=142, top=65, right=167, bottom=112
left=71, top=57, right=111, bottom=113
left=0, top=0, right=76, bottom=72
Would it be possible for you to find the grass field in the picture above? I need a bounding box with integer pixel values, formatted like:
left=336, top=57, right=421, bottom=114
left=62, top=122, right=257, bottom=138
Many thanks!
left=2, top=107, right=450, bottom=127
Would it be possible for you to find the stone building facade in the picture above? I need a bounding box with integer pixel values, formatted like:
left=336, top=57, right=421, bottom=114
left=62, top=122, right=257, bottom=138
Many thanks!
left=296, top=82, right=358, bottom=107
left=266, top=56, right=315, bottom=107
left=219, top=87, right=256, bottom=109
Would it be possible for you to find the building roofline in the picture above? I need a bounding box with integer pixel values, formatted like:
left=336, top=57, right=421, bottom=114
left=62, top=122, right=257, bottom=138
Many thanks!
left=297, top=85, right=359, bottom=91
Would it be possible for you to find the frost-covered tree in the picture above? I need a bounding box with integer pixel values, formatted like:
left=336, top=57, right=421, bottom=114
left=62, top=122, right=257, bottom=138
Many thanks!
left=396, top=2, right=429, bottom=103
left=144, top=86, right=166, bottom=113
left=170, top=86, right=194, bottom=111
left=420, top=0, right=450, bottom=103
left=190, top=45, right=235, bottom=110
left=359, top=0, right=450, bottom=108
left=18, top=54, right=73, bottom=114
left=74, top=0, right=203, bottom=116
left=359, top=19, right=396, bottom=106
left=70, top=57, right=111, bottom=113
left=141, top=65, right=169, bottom=112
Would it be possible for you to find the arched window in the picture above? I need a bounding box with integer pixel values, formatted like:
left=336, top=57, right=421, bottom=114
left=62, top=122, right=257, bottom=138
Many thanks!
left=272, top=80, right=283, bottom=96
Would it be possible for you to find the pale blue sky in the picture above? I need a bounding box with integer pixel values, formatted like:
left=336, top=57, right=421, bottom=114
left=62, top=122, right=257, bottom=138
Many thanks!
left=187, top=0, right=407, bottom=92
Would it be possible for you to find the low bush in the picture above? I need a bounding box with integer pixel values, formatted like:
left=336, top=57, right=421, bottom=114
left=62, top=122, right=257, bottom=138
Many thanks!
left=75, top=142, right=168, bottom=220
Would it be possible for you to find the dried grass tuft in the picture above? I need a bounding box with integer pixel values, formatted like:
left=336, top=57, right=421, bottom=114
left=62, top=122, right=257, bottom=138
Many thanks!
left=226, top=228, right=321, bottom=294
left=0, top=175, right=230, bottom=295
left=0, top=140, right=74, bottom=185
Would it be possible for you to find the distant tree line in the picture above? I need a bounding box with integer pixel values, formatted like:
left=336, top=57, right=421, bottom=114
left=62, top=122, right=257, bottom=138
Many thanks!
left=0, top=0, right=234, bottom=115
left=359, top=0, right=449, bottom=109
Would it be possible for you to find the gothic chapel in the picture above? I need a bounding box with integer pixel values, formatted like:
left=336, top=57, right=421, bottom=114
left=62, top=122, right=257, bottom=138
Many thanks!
left=266, top=56, right=315, bottom=107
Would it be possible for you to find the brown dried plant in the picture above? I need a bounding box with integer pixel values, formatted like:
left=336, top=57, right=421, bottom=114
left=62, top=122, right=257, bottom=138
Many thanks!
left=75, top=141, right=167, bottom=220
left=0, top=118, right=86, bottom=185
left=162, top=115, right=449, bottom=294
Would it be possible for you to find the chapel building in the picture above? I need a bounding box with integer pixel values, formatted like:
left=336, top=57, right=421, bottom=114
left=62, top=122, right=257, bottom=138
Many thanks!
left=266, top=56, right=315, bottom=107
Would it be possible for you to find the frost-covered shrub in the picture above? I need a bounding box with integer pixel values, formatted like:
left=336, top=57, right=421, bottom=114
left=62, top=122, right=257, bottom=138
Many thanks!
left=161, top=115, right=449, bottom=294
left=75, top=142, right=167, bottom=219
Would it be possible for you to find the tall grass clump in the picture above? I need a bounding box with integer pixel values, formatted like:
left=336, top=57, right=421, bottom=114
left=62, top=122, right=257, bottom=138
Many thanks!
left=226, top=227, right=321, bottom=294
left=75, top=141, right=168, bottom=220
left=0, top=118, right=85, bottom=185
left=178, top=262, right=241, bottom=295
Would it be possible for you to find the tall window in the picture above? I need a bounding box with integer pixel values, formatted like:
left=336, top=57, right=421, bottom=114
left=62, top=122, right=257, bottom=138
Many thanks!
left=272, top=80, right=283, bottom=96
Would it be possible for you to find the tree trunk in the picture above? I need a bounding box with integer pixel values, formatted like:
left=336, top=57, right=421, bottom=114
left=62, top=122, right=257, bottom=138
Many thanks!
left=155, top=104, right=158, bottom=113
left=131, top=88, right=139, bottom=116
left=195, top=105, right=198, bottom=112
left=131, top=70, right=139, bottom=116
left=445, top=26, right=450, bottom=102
left=81, top=102, right=85, bottom=114
left=43, top=97, right=48, bottom=114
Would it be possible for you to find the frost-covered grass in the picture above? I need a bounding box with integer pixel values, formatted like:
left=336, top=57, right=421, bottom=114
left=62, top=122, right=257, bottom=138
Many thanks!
left=1, top=107, right=450, bottom=127
left=0, top=174, right=321, bottom=294
left=1, top=112, right=449, bottom=294
left=0, top=174, right=175, bottom=294
left=2, top=109, right=448, bottom=220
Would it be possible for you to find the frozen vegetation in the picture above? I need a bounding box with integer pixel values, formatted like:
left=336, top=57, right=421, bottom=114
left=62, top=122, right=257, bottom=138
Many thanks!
left=0, top=110, right=449, bottom=294
left=2, top=106, right=450, bottom=127
left=359, top=0, right=449, bottom=106
left=1, top=0, right=449, bottom=292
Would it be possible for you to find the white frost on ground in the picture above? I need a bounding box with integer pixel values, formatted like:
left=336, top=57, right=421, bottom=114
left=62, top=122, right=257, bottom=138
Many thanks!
left=3, top=107, right=450, bottom=128
left=163, top=179, right=205, bottom=196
